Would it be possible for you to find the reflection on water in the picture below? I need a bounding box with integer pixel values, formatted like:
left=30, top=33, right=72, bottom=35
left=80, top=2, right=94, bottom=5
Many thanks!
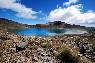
left=9, top=28, right=87, bottom=36
left=48, top=28, right=66, bottom=34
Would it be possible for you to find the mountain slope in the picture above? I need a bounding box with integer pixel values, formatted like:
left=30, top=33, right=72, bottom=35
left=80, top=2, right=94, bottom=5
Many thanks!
left=0, top=18, right=28, bottom=29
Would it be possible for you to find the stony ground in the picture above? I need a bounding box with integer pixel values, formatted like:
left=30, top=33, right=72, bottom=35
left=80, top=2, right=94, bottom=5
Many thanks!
left=0, top=32, right=95, bottom=63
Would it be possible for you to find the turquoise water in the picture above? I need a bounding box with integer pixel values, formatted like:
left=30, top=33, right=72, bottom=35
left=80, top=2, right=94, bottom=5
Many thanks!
left=10, top=28, right=87, bottom=36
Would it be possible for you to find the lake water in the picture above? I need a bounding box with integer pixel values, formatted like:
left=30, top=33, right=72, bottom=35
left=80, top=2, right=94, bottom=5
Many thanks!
left=10, top=28, right=87, bottom=36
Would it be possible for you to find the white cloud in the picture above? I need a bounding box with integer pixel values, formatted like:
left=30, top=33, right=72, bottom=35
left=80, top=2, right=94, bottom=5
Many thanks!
left=48, top=0, right=95, bottom=26
left=64, top=0, right=79, bottom=6
left=0, top=0, right=38, bottom=19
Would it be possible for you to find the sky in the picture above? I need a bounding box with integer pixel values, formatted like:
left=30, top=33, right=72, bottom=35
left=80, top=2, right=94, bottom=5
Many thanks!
left=0, top=0, right=95, bottom=27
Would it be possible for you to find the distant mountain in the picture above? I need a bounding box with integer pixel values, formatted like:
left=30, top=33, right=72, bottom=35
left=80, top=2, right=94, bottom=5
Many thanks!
left=0, top=18, right=86, bottom=29
left=48, top=21, right=86, bottom=28
left=0, top=18, right=32, bottom=32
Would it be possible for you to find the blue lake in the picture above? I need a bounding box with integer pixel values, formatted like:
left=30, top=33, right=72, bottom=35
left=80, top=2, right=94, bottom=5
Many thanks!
left=10, top=28, right=87, bottom=36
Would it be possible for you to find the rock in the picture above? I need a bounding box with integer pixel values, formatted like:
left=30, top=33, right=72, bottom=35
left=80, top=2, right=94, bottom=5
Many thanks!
left=32, top=56, right=38, bottom=62
left=16, top=42, right=28, bottom=47
left=37, top=48, right=44, bottom=52
left=16, top=46, right=26, bottom=52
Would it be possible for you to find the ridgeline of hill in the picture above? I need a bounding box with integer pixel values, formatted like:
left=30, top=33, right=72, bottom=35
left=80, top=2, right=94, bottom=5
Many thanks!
left=0, top=18, right=32, bottom=32
left=0, top=18, right=86, bottom=30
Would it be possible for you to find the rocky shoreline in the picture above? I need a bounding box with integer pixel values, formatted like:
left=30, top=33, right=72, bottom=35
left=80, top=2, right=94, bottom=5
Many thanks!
left=0, top=32, right=95, bottom=63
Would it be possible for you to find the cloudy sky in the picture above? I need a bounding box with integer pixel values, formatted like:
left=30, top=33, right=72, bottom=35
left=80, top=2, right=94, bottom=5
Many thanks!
left=0, top=0, right=95, bottom=27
